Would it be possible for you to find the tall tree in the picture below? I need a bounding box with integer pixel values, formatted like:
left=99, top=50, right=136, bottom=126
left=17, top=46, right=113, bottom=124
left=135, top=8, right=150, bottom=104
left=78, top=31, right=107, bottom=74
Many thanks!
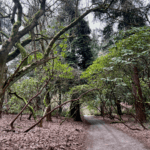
left=58, top=0, right=94, bottom=70
left=57, top=0, right=96, bottom=121
left=0, top=0, right=116, bottom=119
left=92, top=0, right=149, bottom=52
left=66, top=19, right=94, bottom=70
left=92, top=0, right=148, bottom=38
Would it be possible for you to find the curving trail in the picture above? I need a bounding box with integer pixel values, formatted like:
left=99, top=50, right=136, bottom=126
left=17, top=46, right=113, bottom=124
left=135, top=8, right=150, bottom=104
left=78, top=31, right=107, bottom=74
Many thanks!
left=84, top=115, right=147, bottom=150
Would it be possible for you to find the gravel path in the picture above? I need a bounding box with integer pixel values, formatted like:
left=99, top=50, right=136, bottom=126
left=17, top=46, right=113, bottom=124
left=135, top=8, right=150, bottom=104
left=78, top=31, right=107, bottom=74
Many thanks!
left=84, top=115, right=148, bottom=150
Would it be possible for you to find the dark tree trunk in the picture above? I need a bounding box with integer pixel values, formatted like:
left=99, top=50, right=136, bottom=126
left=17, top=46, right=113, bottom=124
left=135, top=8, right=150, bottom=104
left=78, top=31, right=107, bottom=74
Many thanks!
left=70, top=94, right=82, bottom=121
left=0, top=21, right=2, bottom=43
left=36, top=96, right=41, bottom=110
left=132, top=66, right=146, bottom=122
left=46, top=105, right=52, bottom=121
left=28, top=113, right=32, bottom=120
left=70, top=101, right=76, bottom=118
left=46, top=91, right=52, bottom=121
left=112, top=90, right=123, bottom=116
left=109, top=98, right=114, bottom=120
left=0, top=100, right=3, bottom=118
left=115, top=100, right=123, bottom=116
left=58, top=88, right=62, bottom=114
left=100, top=102, right=104, bottom=117
left=109, top=106, right=114, bottom=119
left=0, top=65, right=7, bottom=118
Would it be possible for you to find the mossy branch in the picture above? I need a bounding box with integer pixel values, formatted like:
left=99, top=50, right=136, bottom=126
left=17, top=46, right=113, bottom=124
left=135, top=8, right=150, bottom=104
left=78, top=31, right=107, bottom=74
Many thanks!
left=44, top=4, right=107, bottom=57
left=6, top=36, right=44, bottom=63
left=3, top=55, right=56, bottom=91
left=0, top=31, right=9, bottom=39
left=15, top=42, right=28, bottom=67
left=9, top=92, right=36, bottom=120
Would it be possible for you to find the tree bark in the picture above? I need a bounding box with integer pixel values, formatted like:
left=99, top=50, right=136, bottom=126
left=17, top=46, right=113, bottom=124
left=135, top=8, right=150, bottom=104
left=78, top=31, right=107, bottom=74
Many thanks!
left=70, top=94, right=82, bottom=121
left=45, top=91, right=52, bottom=121
left=36, top=96, right=41, bottom=110
left=115, top=100, right=123, bottom=116
left=132, top=66, right=146, bottom=122
left=100, top=102, right=104, bottom=117
left=58, top=85, right=62, bottom=114
left=112, top=88, right=123, bottom=116
left=0, top=65, right=7, bottom=118
left=0, top=97, right=3, bottom=118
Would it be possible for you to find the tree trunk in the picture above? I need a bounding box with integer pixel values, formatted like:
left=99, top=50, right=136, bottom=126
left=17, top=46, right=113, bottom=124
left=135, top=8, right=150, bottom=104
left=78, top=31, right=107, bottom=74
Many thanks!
left=0, top=20, right=2, bottom=43
left=109, top=98, right=114, bottom=120
left=70, top=94, right=82, bottom=121
left=45, top=91, right=52, bottom=121
left=100, top=102, right=104, bottom=117
left=109, top=106, right=113, bottom=119
left=58, top=88, right=62, bottom=114
left=112, top=89, right=123, bottom=116
left=28, top=113, right=32, bottom=120
left=115, top=100, right=123, bottom=116
left=0, top=97, right=3, bottom=118
left=0, top=64, right=7, bottom=118
left=132, top=66, right=146, bottom=122
left=36, top=96, right=41, bottom=110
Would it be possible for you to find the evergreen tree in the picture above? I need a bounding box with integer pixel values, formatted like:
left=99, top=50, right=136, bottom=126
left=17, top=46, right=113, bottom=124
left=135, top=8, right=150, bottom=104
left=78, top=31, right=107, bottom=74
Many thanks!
left=66, top=19, right=94, bottom=70
left=92, top=0, right=149, bottom=50
left=58, top=0, right=94, bottom=70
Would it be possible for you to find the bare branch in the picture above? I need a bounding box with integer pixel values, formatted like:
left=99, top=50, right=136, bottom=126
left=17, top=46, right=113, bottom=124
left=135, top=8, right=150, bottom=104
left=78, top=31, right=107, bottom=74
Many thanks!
left=0, top=12, right=11, bottom=18
left=10, top=74, right=54, bottom=130
left=24, top=88, right=99, bottom=132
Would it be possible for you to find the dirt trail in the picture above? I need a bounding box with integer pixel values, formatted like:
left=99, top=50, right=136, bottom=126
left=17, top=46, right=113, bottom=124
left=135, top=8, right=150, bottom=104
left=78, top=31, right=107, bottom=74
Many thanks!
left=84, top=115, right=148, bottom=150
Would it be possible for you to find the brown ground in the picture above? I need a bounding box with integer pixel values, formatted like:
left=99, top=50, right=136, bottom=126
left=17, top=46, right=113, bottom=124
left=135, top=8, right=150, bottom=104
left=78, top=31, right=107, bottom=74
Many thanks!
left=94, top=115, right=150, bottom=150
left=0, top=114, right=90, bottom=150
left=1, top=114, right=150, bottom=150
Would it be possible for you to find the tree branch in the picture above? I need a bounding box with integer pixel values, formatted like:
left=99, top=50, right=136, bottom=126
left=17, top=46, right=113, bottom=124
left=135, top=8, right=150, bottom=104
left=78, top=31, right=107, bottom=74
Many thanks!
left=10, top=74, right=53, bottom=130
left=4, top=56, right=56, bottom=91
left=0, top=12, right=11, bottom=18
left=24, top=88, right=99, bottom=132
left=0, top=31, right=9, bottom=39
left=11, top=0, right=22, bottom=36
left=44, top=4, right=107, bottom=57
left=3, top=50, right=39, bottom=92
left=0, top=0, right=46, bottom=58
left=6, top=37, right=44, bottom=63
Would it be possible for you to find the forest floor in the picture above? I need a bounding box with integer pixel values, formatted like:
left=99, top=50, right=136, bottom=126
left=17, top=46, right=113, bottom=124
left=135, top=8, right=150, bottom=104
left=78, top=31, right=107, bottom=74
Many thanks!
left=86, top=114, right=150, bottom=150
left=1, top=114, right=150, bottom=150
left=0, top=114, right=90, bottom=150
